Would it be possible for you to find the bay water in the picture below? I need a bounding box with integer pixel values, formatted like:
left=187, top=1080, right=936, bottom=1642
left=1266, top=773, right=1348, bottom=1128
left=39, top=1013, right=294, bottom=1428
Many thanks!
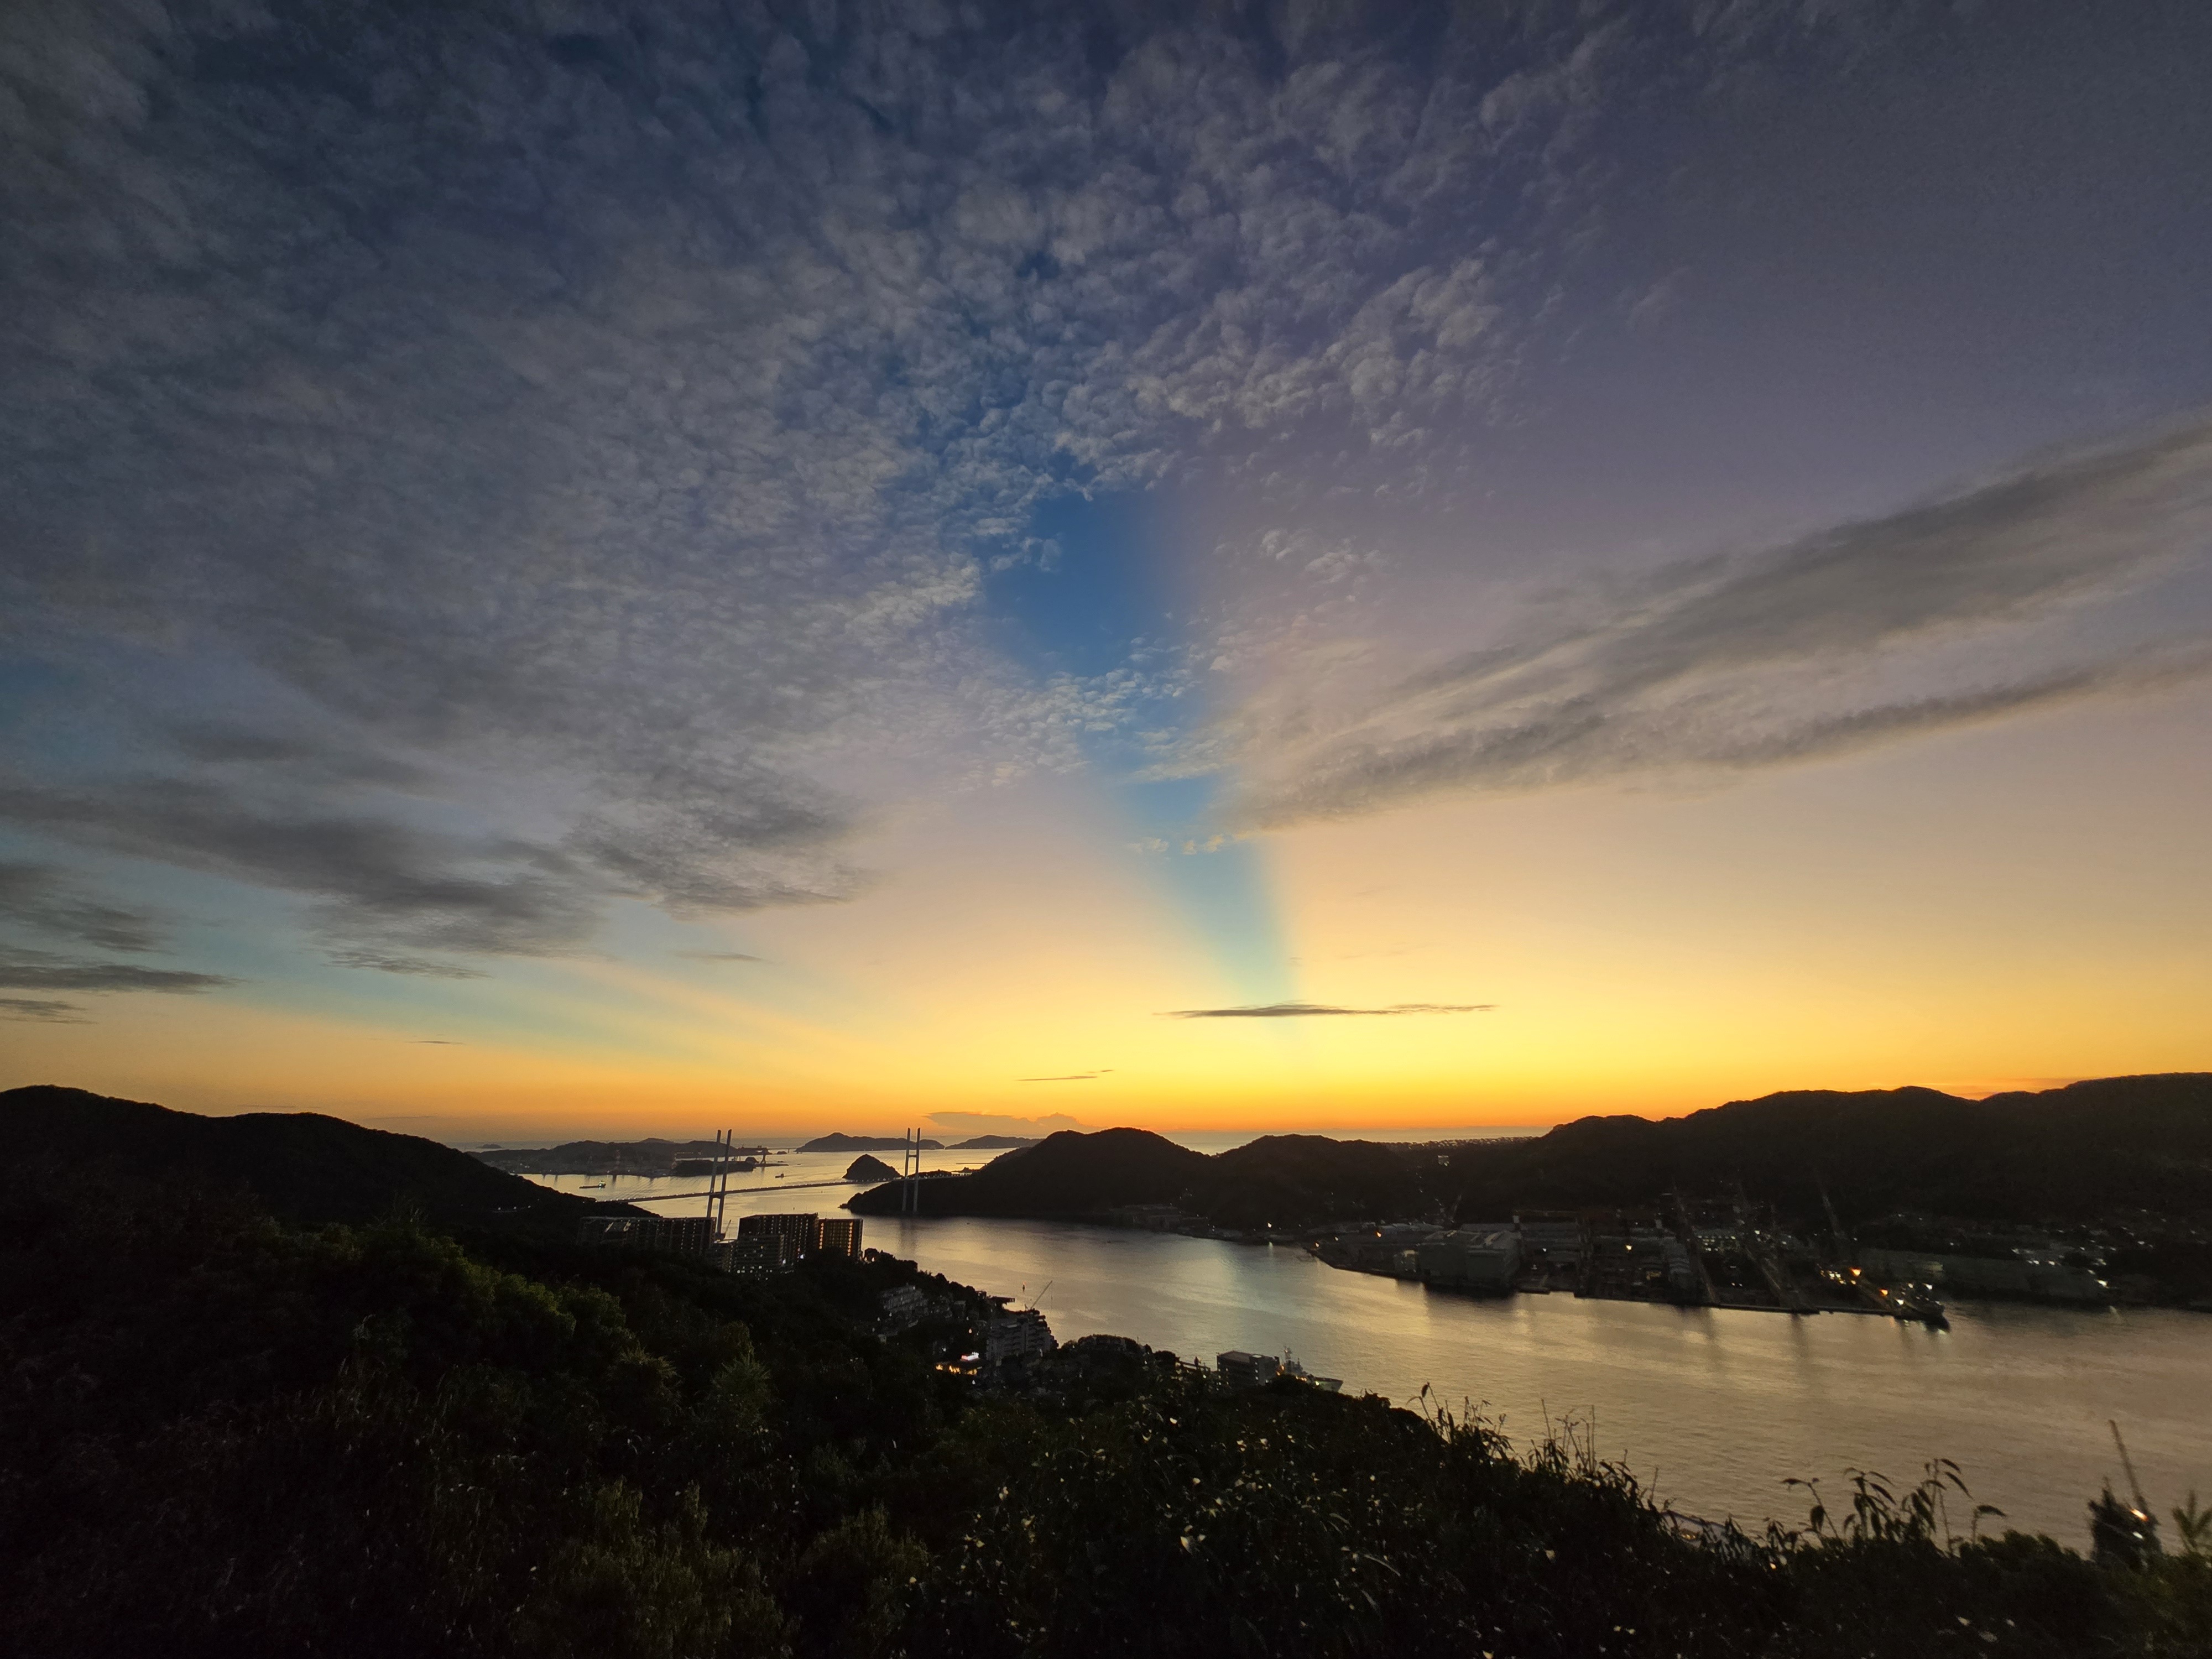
left=532, top=1147, right=2211, bottom=1545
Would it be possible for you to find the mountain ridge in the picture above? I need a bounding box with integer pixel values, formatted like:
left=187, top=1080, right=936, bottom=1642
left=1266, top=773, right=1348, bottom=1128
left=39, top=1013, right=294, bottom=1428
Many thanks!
left=846, top=1074, right=2212, bottom=1230
left=0, top=1084, right=596, bottom=1229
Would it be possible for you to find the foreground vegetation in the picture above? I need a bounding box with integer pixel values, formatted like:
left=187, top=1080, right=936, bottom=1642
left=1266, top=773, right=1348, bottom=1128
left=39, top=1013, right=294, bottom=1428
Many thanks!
left=3, top=1166, right=2206, bottom=1658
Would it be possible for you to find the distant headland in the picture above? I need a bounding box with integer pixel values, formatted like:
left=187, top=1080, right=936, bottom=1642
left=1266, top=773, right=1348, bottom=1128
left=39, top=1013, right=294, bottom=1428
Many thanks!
left=846, top=1075, right=2212, bottom=1312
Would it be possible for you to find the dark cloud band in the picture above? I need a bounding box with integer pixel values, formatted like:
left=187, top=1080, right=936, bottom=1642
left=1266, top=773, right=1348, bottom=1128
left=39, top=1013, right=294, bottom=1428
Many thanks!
left=0, top=997, right=90, bottom=1022
left=0, top=951, right=236, bottom=994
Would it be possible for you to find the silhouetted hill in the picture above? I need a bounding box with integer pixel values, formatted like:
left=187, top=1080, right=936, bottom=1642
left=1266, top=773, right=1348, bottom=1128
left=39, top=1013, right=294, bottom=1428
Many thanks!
left=846, top=1076, right=2212, bottom=1232
left=846, top=1154, right=899, bottom=1182
left=847, top=1129, right=1422, bottom=1227
left=1, top=1084, right=593, bottom=1229
left=1203, top=1135, right=1424, bottom=1228
left=1439, top=1073, right=2212, bottom=1225
left=800, top=1131, right=942, bottom=1151
left=848, top=1128, right=1207, bottom=1216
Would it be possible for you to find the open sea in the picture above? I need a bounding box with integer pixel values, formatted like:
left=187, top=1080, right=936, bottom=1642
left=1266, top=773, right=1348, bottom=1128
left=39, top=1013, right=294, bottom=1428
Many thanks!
left=525, top=1141, right=2212, bottom=1546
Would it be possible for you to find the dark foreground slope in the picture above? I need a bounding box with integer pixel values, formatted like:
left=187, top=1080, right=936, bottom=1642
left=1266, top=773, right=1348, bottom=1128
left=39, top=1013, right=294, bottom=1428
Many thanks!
left=2, top=1088, right=2206, bottom=1657
left=4, top=1097, right=2212, bottom=1655
left=0, top=1084, right=590, bottom=1230
left=852, top=1076, right=2212, bottom=1234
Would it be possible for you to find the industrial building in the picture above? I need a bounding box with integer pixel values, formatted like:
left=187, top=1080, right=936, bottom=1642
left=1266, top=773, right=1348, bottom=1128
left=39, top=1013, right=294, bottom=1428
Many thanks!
left=1858, top=1246, right=2105, bottom=1302
left=1415, top=1227, right=1524, bottom=1292
left=1515, top=1213, right=1585, bottom=1264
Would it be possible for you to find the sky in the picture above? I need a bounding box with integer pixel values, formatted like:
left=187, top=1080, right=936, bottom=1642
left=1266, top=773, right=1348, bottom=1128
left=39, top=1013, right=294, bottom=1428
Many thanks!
left=3, top=0, right=2210, bottom=1142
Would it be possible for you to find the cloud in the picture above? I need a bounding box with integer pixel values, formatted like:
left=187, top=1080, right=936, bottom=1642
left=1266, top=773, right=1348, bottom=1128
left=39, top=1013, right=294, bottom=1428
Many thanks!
left=0, top=0, right=2169, bottom=974
left=0, top=0, right=1761, bottom=950
left=329, top=951, right=491, bottom=980
left=1232, top=417, right=2212, bottom=826
left=1017, top=1071, right=1113, bottom=1082
left=0, top=997, right=90, bottom=1022
left=0, top=862, right=168, bottom=952
left=0, top=778, right=602, bottom=962
left=0, top=950, right=235, bottom=994
left=1162, top=1001, right=1494, bottom=1018
left=675, top=951, right=765, bottom=963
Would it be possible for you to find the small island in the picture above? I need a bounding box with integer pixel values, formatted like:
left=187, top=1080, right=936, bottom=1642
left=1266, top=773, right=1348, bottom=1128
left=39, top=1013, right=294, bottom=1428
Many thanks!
left=799, top=1131, right=942, bottom=1152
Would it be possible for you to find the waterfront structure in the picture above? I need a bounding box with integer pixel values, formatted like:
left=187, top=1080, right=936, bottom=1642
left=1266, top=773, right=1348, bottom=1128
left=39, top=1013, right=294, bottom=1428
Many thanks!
left=1516, top=1213, right=1586, bottom=1265
left=1416, top=1228, right=1524, bottom=1292
left=1104, top=1202, right=1206, bottom=1233
left=1216, top=1350, right=1281, bottom=1389
left=1660, top=1236, right=1700, bottom=1299
left=1859, top=1245, right=2106, bottom=1302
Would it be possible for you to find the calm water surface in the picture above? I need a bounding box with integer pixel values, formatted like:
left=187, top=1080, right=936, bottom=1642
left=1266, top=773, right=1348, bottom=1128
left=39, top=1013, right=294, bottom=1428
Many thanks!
left=541, top=1155, right=2212, bottom=1545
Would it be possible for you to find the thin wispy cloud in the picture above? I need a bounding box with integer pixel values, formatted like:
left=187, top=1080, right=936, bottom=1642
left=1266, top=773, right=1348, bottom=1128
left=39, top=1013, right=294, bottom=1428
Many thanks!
left=328, top=951, right=491, bottom=980
left=1163, top=1002, right=1495, bottom=1019
left=0, top=997, right=90, bottom=1022
left=1230, top=418, right=2212, bottom=827
left=1018, top=1071, right=1113, bottom=1082
left=0, top=951, right=235, bottom=994
left=675, top=951, right=765, bottom=963
left=0, top=862, right=168, bottom=953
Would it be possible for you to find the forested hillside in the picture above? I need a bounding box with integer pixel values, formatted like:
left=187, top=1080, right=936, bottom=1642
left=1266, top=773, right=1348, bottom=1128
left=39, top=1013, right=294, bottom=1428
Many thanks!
left=3, top=1087, right=2207, bottom=1656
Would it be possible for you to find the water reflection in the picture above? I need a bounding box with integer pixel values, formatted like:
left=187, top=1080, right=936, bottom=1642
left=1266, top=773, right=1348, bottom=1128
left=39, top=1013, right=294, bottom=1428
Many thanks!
left=534, top=1159, right=2210, bottom=1544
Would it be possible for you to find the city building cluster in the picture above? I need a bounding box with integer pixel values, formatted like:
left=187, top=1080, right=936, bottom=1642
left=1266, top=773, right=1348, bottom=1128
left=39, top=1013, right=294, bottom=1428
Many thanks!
left=577, top=1209, right=862, bottom=1273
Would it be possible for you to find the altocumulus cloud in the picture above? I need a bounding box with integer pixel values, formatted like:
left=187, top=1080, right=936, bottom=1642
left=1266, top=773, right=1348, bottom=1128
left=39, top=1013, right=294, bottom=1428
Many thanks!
left=0, top=0, right=1613, bottom=969
left=2, top=0, right=2190, bottom=979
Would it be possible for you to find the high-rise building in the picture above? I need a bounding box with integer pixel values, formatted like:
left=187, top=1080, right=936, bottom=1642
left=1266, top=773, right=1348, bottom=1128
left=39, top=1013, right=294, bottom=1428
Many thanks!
left=984, top=1307, right=1053, bottom=1364
left=578, top=1214, right=716, bottom=1255
left=738, top=1212, right=818, bottom=1261
left=879, top=1284, right=926, bottom=1330
left=715, top=1234, right=788, bottom=1275
left=816, top=1217, right=863, bottom=1259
